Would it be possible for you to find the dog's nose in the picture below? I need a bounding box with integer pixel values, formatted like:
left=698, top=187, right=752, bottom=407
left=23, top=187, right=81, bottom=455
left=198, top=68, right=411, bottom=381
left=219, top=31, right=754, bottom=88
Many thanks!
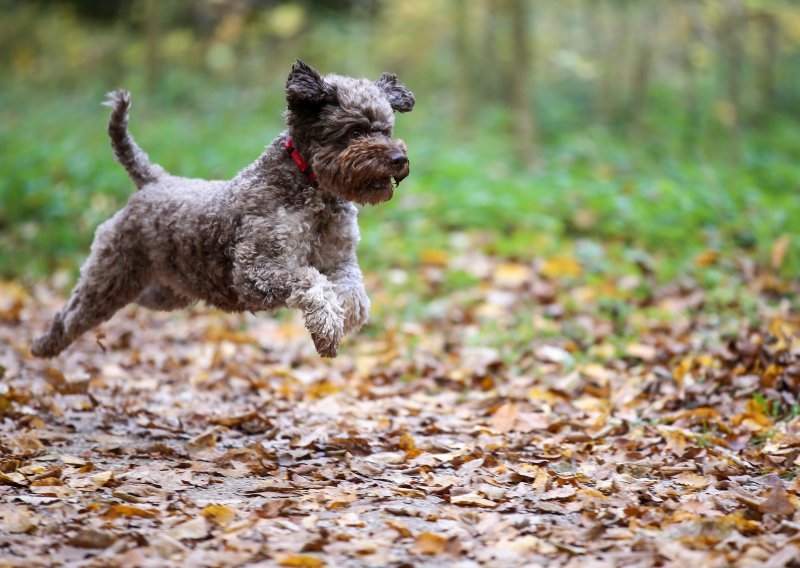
left=390, top=152, right=408, bottom=167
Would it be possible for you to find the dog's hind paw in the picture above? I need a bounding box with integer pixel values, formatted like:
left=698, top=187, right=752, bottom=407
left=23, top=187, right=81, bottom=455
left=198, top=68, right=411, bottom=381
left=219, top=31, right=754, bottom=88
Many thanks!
left=30, top=314, right=68, bottom=358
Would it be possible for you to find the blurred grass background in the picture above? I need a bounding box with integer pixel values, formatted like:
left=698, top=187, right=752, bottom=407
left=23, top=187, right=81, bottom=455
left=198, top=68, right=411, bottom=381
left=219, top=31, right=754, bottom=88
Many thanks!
left=1, top=0, right=799, bottom=287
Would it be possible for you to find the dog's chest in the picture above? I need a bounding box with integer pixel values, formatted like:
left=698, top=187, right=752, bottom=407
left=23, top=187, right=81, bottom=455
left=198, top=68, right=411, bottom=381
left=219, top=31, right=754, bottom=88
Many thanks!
left=305, top=201, right=359, bottom=269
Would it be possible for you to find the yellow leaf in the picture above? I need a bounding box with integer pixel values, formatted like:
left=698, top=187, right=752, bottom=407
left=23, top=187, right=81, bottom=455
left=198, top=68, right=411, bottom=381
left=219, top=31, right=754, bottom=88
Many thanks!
left=278, top=554, right=325, bottom=567
left=541, top=255, right=581, bottom=278
left=201, top=504, right=235, bottom=527
left=527, top=388, right=561, bottom=404
left=413, top=533, right=448, bottom=555
left=420, top=249, right=448, bottom=267
left=493, top=263, right=532, bottom=287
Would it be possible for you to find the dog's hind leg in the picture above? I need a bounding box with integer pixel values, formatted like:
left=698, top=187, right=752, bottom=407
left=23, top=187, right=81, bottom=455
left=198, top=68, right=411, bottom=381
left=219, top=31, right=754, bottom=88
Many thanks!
left=31, top=218, right=150, bottom=358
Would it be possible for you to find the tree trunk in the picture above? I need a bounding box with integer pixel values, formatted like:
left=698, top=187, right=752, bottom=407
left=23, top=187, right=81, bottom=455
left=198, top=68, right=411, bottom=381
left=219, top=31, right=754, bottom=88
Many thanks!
left=758, top=10, right=779, bottom=118
left=144, top=0, right=161, bottom=91
left=719, top=0, right=746, bottom=162
left=681, top=0, right=704, bottom=153
left=509, top=0, right=538, bottom=167
left=453, top=0, right=472, bottom=132
left=627, top=1, right=658, bottom=139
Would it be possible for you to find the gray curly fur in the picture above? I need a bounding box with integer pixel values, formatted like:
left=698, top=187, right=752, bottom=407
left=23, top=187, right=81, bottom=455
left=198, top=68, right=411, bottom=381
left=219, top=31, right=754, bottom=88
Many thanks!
left=31, top=60, right=414, bottom=359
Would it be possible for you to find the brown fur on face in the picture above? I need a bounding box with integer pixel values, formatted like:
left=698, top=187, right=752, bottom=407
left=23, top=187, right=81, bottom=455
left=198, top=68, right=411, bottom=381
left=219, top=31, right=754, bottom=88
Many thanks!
left=315, top=136, right=409, bottom=205
left=286, top=65, right=415, bottom=206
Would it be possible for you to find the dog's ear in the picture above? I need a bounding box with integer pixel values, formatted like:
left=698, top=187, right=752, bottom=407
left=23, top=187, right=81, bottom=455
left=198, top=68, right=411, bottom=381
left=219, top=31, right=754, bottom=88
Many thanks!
left=286, top=60, right=337, bottom=108
left=375, top=72, right=415, bottom=113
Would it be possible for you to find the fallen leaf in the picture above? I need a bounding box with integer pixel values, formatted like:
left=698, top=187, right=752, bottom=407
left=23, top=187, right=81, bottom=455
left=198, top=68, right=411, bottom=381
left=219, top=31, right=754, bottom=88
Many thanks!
left=169, top=517, right=209, bottom=540
left=771, top=235, right=791, bottom=269
left=413, top=533, right=448, bottom=555
left=201, top=504, right=236, bottom=527
left=541, top=255, right=582, bottom=278
left=103, top=504, right=158, bottom=519
left=278, top=554, right=325, bottom=567
left=450, top=492, right=498, bottom=508
left=68, top=529, right=116, bottom=549
left=491, top=402, right=518, bottom=433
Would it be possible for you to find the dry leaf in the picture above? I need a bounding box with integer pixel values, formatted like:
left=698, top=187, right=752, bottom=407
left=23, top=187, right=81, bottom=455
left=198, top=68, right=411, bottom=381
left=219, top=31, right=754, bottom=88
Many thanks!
left=491, top=402, right=518, bottom=433
left=541, top=255, right=582, bottom=278
left=413, top=533, right=448, bottom=555
left=169, top=517, right=209, bottom=540
left=103, top=504, right=158, bottom=519
left=493, top=263, right=532, bottom=287
left=201, top=504, right=236, bottom=527
left=450, top=492, right=498, bottom=508
left=771, top=234, right=791, bottom=269
left=278, top=554, right=325, bottom=567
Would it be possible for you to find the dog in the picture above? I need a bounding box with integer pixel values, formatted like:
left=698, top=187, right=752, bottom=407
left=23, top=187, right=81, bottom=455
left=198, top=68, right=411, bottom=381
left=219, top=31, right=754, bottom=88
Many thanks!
left=31, top=60, right=414, bottom=359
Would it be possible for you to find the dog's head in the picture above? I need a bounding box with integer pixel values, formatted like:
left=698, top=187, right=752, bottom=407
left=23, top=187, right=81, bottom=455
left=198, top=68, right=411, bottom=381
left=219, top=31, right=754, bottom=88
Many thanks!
left=285, top=60, right=414, bottom=205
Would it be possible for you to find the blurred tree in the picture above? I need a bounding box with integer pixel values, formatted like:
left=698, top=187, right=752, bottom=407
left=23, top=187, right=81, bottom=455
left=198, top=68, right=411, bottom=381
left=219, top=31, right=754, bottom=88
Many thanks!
left=509, top=0, right=538, bottom=167
left=626, top=0, right=658, bottom=139
left=681, top=0, right=706, bottom=152
left=754, top=6, right=779, bottom=117
left=717, top=0, right=746, bottom=161
left=144, top=0, right=161, bottom=90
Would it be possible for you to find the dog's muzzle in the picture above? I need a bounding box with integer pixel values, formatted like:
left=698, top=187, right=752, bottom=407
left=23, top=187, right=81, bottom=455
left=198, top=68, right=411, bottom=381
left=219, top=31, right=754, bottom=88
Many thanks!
left=390, top=148, right=409, bottom=187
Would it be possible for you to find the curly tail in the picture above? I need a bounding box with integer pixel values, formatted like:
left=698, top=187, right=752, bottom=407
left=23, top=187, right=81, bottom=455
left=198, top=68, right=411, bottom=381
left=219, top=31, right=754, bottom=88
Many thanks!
left=103, top=90, right=164, bottom=189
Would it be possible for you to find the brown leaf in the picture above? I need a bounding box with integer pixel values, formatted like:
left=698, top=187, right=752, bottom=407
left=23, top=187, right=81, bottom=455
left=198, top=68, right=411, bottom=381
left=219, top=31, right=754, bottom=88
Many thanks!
left=68, top=529, right=116, bottom=549
left=2, top=508, right=37, bottom=534
left=169, top=517, right=209, bottom=540
left=771, top=234, right=791, bottom=269
left=103, top=504, right=158, bottom=519
left=694, top=250, right=719, bottom=267
left=761, top=476, right=795, bottom=517
left=491, top=402, right=518, bottom=433
left=450, top=492, right=498, bottom=508
left=413, top=533, right=448, bottom=555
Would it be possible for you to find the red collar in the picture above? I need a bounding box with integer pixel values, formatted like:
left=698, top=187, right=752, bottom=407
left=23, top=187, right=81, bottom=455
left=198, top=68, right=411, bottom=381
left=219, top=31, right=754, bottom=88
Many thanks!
left=284, top=138, right=317, bottom=185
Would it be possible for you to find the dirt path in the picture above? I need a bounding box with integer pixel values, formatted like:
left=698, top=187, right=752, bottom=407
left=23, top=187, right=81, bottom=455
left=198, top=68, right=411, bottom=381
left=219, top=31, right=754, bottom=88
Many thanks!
left=1, top=272, right=800, bottom=567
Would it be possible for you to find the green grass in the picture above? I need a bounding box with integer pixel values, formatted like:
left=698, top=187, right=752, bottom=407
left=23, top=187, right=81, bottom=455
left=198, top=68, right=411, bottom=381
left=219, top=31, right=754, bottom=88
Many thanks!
left=2, top=76, right=799, bottom=285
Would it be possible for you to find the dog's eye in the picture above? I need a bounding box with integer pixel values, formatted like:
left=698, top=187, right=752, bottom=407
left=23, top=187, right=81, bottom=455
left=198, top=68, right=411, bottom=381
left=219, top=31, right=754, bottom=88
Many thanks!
left=350, top=129, right=362, bottom=139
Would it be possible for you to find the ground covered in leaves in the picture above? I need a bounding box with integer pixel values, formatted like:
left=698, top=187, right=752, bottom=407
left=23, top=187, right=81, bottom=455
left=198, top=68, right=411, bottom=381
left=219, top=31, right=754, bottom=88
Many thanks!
left=1, top=249, right=800, bottom=567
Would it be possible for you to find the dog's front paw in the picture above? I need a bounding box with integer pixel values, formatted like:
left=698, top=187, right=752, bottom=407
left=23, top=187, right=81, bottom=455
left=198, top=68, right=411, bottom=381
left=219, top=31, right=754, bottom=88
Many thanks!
left=304, top=298, right=344, bottom=358
left=339, top=286, right=370, bottom=335
left=311, top=328, right=342, bottom=358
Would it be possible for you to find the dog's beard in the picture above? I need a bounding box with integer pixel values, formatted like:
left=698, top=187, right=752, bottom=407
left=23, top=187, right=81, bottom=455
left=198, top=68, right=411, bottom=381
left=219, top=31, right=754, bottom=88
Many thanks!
left=314, top=139, right=409, bottom=205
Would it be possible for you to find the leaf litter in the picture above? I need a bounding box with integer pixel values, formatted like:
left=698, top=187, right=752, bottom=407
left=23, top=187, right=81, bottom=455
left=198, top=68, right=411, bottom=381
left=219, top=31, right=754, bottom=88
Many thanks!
left=1, top=246, right=800, bottom=567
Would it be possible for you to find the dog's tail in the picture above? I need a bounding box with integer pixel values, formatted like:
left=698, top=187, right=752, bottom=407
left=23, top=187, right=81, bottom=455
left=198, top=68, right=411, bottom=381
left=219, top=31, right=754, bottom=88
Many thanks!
left=103, top=90, right=164, bottom=190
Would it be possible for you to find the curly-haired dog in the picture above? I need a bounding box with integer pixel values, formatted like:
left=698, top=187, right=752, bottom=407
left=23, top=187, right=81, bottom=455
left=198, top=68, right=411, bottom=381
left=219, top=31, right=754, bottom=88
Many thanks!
left=31, top=60, right=414, bottom=359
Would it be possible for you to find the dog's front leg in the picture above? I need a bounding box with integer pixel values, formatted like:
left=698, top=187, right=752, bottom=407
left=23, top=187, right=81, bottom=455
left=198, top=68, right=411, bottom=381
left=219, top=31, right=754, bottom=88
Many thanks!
left=327, top=258, right=370, bottom=336
left=244, top=264, right=344, bottom=358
